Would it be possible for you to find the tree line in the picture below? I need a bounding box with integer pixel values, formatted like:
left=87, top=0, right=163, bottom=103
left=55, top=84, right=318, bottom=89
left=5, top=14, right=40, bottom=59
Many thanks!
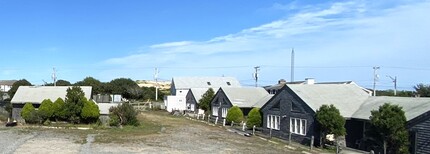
left=7, top=77, right=170, bottom=101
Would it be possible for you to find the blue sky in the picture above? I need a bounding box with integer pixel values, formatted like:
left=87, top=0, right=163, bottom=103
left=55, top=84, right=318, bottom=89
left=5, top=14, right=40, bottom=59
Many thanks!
left=0, top=0, right=429, bottom=90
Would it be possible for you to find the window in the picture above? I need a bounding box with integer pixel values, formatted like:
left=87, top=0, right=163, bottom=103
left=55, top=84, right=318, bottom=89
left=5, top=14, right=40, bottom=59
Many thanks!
left=290, top=118, right=307, bottom=135
left=207, top=82, right=211, bottom=86
left=267, top=115, right=280, bottom=130
left=226, top=82, right=231, bottom=86
left=212, top=106, right=219, bottom=116
left=222, top=108, right=228, bottom=117
left=190, top=104, right=195, bottom=111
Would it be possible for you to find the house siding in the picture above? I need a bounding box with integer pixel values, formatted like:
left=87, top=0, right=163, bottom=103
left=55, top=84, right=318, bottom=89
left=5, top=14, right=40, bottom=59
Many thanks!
left=261, top=87, right=320, bottom=146
left=210, top=89, right=232, bottom=119
left=185, top=91, right=198, bottom=113
left=345, top=119, right=366, bottom=149
left=12, top=103, right=41, bottom=122
left=409, top=115, right=430, bottom=154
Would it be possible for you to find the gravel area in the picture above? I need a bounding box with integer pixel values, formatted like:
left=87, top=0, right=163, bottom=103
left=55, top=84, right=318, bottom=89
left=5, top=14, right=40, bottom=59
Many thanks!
left=0, top=112, right=299, bottom=154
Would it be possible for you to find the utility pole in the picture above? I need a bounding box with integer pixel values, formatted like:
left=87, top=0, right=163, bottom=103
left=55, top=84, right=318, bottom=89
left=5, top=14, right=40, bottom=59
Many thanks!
left=52, top=67, right=57, bottom=86
left=373, top=66, right=380, bottom=96
left=291, top=48, right=295, bottom=82
left=154, top=68, right=159, bottom=101
left=253, top=66, right=260, bottom=87
left=387, top=75, right=397, bottom=96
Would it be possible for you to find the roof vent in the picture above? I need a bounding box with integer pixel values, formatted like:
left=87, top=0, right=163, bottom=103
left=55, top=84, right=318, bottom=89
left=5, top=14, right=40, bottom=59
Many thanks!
left=207, top=82, right=211, bottom=86
left=226, top=82, right=231, bottom=86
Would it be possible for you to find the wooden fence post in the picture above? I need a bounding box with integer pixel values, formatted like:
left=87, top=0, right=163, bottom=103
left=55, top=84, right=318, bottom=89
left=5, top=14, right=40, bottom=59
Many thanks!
left=253, top=125, right=256, bottom=135
left=289, top=132, right=292, bottom=145
left=269, top=128, right=272, bottom=139
left=311, top=136, right=314, bottom=151
left=223, top=119, right=226, bottom=126
left=215, top=117, right=218, bottom=125
left=242, top=122, right=246, bottom=131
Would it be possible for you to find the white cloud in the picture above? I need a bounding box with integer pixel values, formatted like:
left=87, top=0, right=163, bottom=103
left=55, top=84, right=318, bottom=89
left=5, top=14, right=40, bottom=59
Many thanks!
left=103, top=0, right=430, bottom=89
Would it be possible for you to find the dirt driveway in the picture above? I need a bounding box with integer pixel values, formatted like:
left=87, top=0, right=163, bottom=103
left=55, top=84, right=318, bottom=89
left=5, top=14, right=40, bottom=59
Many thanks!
left=0, top=111, right=300, bottom=154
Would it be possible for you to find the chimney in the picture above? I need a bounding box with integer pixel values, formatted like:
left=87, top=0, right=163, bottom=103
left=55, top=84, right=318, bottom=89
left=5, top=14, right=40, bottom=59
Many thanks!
left=278, top=79, right=287, bottom=84
left=305, top=78, right=315, bottom=85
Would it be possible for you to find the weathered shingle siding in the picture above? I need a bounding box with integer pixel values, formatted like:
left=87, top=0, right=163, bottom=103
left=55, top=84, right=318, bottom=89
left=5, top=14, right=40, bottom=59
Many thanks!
left=185, top=91, right=198, bottom=113
left=345, top=119, right=365, bottom=149
left=261, top=88, right=319, bottom=145
left=410, top=117, right=430, bottom=154
left=210, top=89, right=232, bottom=119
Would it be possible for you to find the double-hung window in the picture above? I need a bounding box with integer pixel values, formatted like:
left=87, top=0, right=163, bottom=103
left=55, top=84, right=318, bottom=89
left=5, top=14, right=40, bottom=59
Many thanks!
left=290, top=118, right=307, bottom=135
left=212, top=106, right=219, bottom=116
left=267, top=115, right=280, bottom=130
left=221, top=108, right=228, bottom=118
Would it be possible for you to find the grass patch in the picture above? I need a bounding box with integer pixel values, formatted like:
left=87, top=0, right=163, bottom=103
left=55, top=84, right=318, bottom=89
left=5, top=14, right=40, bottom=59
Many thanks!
left=94, top=121, right=162, bottom=144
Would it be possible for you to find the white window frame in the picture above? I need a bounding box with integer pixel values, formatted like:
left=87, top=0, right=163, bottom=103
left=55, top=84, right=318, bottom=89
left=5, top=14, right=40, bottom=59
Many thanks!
left=190, top=104, right=195, bottom=111
left=212, top=106, right=219, bottom=116
left=267, top=115, right=280, bottom=130
left=290, top=117, right=307, bottom=135
left=221, top=108, right=228, bottom=118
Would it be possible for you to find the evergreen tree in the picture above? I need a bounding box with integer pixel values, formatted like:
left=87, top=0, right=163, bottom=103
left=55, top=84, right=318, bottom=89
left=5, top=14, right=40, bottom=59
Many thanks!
left=199, top=88, right=215, bottom=113
left=247, top=107, right=262, bottom=129
left=315, top=104, right=346, bottom=147
left=369, top=103, right=409, bottom=154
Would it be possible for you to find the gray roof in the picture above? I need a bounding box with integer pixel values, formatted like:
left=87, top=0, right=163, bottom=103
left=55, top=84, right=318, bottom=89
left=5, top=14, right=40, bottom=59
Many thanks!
left=253, top=94, right=274, bottom=108
left=352, top=96, right=430, bottom=121
left=0, top=80, right=18, bottom=86
left=11, top=86, right=92, bottom=104
left=221, top=87, right=270, bottom=108
left=173, top=77, right=241, bottom=89
left=287, top=84, right=371, bottom=118
left=189, top=88, right=211, bottom=103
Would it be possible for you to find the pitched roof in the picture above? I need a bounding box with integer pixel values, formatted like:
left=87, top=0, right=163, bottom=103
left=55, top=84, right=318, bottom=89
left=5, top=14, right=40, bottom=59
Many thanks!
left=189, top=88, right=212, bottom=103
left=286, top=84, right=371, bottom=118
left=11, top=86, right=92, bottom=104
left=221, top=87, right=270, bottom=108
left=352, top=96, right=430, bottom=121
left=0, top=80, right=18, bottom=86
left=253, top=94, right=274, bottom=108
left=172, top=77, right=241, bottom=89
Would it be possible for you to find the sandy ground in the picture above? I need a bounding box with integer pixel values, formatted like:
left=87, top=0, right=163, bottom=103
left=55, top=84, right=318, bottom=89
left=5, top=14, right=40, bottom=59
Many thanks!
left=0, top=112, right=299, bottom=154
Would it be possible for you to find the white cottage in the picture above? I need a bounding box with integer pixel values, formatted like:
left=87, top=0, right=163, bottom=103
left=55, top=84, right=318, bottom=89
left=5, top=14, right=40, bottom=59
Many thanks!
left=165, top=77, right=241, bottom=112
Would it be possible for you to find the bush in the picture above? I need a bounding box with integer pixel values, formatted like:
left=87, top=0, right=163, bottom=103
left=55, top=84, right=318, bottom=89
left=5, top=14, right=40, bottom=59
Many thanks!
left=52, top=98, right=67, bottom=121
left=81, top=100, right=100, bottom=123
left=226, top=106, right=244, bottom=123
left=109, top=115, right=120, bottom=127
left=21, top=103, right=40, bottom=124
left=247, top=107, right=262, bottom=129
left=38, top=99, right=54, bottom=121
left=109, top=102, right=139, bottom=126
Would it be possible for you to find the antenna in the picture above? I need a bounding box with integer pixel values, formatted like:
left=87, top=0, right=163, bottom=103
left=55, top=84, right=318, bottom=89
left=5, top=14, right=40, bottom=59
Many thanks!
left=372, top=66, right=380, bottom=96
left=387, top=75, right=397, bottom=96
left=154, top=68, right=159, bottom=101
left=291, top=48, right=295, bottom=82
left=254, top=66, right=260, bottom=87
left=52, top=67, right=57, bottom=86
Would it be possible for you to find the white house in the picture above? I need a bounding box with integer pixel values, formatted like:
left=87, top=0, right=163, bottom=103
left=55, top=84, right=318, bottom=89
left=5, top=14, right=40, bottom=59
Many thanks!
left=0, top=80, right=17, bottom=92
left=165, top=77, right=241, bottom=112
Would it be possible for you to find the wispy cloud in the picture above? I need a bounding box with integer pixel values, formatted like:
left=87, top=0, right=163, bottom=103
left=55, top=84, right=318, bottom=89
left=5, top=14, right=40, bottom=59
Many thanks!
left=103, top=0, right=430, bottom=88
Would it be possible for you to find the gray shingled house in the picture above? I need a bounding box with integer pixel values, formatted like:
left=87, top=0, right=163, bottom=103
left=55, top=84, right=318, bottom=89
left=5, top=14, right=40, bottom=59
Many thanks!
left=348, top=97, right=430, bottom=154
left=11, top=86, right=92, bottom=121
left=261, top=83, right=430, bottom=153
left=260, top=84, right=370, bottom=146
left=185, top=88, right=210, bottom=114
left=210, top=87, right=272, bottom=121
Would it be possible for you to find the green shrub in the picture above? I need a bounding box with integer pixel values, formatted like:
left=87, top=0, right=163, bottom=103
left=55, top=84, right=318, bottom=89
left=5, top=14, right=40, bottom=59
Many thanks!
left=20, top=103, right=41, bottom=124
left=52, top=98, right=67, bottom=121
left=109, top=102, right=139, bottom=126
left=109, top=115, right=120, bottom=127
left=226, top=106, right=244, bottom=123
left=38, top=99, right=54, bottom=121
left=81, top=100, right=100, bottom=123
left=247, top=107, right=262, bottom=129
